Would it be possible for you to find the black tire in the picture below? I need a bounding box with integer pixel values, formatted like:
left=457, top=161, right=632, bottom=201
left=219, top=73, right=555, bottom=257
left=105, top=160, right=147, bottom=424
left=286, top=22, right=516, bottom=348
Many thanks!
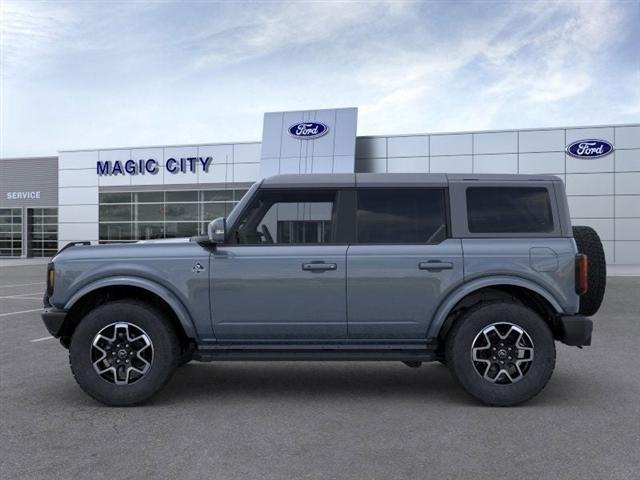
left=69, top=300, right=180, bottom=406
left=573, top=225, right=606, bottom=316
left=445, top=302, right=555, bottom=406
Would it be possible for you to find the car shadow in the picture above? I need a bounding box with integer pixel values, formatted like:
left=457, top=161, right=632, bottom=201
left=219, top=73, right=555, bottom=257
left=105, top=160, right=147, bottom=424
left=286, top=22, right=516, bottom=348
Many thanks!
left=153, top=361, right=479, bottom=406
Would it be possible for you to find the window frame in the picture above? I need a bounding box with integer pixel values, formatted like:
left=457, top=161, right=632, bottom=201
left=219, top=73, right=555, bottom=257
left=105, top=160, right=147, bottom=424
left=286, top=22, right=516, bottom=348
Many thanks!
left=351, top=187, right=450, bottom=245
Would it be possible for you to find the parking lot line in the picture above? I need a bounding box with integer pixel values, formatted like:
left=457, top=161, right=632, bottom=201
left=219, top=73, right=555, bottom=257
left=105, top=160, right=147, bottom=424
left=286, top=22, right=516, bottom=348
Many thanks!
left=0, top=292, right=42, bottom=299
left=30, top=336, right=54, bottom=343
left=0, top=308, right=43, bottom=317
left=0, top=282, right=45, bottom=288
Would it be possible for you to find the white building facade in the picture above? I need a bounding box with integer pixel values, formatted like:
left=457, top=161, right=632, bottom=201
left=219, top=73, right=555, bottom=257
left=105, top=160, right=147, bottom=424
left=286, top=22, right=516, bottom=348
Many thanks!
left=2, top=108, right=638, bottom=264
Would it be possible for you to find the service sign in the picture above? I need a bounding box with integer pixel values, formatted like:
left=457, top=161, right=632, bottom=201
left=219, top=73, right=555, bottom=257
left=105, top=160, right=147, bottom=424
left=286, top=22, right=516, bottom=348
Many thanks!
left=288, top=122, right=329, bottom=139
left=566, top=139, right=614, bottom=159
left=6, top=191, right=40, bottom=200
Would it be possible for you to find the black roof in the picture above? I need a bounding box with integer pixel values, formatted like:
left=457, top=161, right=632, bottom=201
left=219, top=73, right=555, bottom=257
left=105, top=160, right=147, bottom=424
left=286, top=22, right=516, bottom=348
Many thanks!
left=261, top=173, right=560, bottom=189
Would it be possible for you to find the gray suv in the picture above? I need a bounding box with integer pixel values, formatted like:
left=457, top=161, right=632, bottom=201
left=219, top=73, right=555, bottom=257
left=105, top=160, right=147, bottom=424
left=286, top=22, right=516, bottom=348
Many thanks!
left=42, top=173, right=606, bottom=406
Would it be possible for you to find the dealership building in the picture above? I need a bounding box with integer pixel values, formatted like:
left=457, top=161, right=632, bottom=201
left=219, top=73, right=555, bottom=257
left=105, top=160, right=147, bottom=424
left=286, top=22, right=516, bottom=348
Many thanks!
left=1, top=108, right=638, bottom=264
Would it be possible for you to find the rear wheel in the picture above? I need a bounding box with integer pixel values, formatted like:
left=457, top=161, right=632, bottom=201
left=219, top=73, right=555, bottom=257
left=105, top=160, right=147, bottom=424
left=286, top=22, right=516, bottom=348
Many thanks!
left=69, top=300, right=180, bottom=406
left=445, top=302, right=555, bottom=406
left=573, top=225, right=606, bottom=316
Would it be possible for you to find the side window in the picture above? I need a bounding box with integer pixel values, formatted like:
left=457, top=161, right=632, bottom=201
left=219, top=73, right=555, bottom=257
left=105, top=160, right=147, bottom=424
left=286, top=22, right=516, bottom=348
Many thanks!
left=234, top=190, right=337, bottom=245
left=466, top=187, right=554, bottom=233
left=356, top=189, right=447, bottom=244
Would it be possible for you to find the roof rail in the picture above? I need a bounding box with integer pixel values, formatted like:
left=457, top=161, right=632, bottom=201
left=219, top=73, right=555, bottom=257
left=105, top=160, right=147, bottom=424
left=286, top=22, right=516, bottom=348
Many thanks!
left=57, top=241, right=91, bottom=254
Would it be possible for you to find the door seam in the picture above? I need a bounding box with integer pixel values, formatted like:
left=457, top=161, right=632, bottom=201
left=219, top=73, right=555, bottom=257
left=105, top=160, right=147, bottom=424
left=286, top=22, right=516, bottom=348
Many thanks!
left=345, top=244, right=350, bottom=338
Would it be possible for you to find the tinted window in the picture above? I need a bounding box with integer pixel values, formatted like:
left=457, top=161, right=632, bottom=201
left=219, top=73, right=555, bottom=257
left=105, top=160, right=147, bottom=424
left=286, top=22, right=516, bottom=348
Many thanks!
left=356, top=189, right=447, bottom=243
left=234, top=190, right=336, bottom=245
left=466, top=187, right=554, bottom=233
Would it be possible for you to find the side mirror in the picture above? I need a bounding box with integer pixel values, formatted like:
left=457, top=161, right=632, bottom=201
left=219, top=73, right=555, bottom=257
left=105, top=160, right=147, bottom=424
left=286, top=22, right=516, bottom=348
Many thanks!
left=208, top=217, right=226, bottom=244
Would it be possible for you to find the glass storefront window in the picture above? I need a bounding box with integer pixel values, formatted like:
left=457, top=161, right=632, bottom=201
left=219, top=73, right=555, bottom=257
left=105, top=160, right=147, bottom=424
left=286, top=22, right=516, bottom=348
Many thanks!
left=98, top=188, right=242, bottom=243
left=99, top=204, right=132, bottom=222
left=203, top=190, right=234, bottom=201
left=27, top=208, right=58, bottom=257
left=136, top=204, right=165, bottom=222
left=137, top=222, right=165, bottom=240
left=166, top=191, right=198, bottom=202
left=165, top=222, right=199, bottom=238
left=165, top=204, right=198, bottom=221
left=100, top=192, right=132, bottom=203
left=0, top=208, right=23, bottom=257
left=136, top=192, right=164, bottom=203
left=99, top=223, right=133, bottom=241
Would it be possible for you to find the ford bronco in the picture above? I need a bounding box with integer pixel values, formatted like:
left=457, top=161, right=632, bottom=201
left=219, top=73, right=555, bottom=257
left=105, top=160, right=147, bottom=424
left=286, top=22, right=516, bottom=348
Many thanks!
left=41, top=173, right=606, bottom=406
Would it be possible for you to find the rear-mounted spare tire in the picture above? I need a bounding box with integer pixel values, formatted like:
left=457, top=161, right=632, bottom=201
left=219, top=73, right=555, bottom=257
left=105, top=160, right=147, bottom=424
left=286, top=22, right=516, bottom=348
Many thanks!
left=573, top=226, right=606, bottom=316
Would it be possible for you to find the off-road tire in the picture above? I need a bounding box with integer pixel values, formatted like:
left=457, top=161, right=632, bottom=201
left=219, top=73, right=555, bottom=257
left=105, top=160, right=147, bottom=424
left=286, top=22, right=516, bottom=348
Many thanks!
left=445, top=302, right=555, bottom=407
left=69, top=300, right=180, bottom=406
left=573, top=225, right=606, bottom=316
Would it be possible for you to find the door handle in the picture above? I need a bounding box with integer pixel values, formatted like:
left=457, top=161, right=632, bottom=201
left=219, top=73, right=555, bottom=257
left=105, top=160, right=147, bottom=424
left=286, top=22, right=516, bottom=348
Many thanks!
left=419, top=261, right=454, bottom=272
left=302, top=262, right=337, bottom=272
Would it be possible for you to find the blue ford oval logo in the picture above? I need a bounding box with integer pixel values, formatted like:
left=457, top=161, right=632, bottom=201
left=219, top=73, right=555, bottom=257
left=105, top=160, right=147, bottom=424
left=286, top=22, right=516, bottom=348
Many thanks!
left=288, top=122, right=329, bottom=139
left=566, top=139, right=614, bottom=159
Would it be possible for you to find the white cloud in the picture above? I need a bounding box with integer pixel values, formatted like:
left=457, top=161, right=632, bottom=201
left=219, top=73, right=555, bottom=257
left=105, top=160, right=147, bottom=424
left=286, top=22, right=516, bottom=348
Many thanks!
left=0, top=1, right=77, bottom=72
left=190, top=1, right=408, bottom=69
left=0, top=0, right=637, bottom=156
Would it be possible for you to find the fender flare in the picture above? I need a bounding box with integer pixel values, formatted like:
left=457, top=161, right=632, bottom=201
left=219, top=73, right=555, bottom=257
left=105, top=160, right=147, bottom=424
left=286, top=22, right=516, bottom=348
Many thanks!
left=64, top=276, right=198, bottom=339
left=426, top=275, right=563, bottom=339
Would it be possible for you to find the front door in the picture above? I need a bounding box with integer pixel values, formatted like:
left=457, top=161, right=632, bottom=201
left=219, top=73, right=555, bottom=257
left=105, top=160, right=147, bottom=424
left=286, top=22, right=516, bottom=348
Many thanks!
left=210, top=188, right=348, bottom=340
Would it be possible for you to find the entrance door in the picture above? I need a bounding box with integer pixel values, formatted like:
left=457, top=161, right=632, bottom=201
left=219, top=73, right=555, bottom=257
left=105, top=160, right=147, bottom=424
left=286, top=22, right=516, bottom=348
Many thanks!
left=0, top=208, right=23, bottom=257
left=27, top=208, right=58, bottom=257
left=210, top=188, right=348, bottom=340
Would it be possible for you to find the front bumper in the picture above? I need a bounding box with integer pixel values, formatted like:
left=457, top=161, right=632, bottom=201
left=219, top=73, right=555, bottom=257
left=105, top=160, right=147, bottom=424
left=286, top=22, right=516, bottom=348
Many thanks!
left=556, top=315, right=593, bottom=346
left=41, top=308, right=67, bottom=337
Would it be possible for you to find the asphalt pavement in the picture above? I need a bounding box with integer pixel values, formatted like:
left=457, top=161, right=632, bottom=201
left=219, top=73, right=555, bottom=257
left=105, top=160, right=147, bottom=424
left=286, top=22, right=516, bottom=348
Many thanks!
left=1, top=262, right=639, bottom=480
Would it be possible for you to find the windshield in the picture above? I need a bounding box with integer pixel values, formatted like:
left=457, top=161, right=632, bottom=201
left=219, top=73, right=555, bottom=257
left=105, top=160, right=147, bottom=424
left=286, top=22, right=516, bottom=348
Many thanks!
left=225, top=180, right=262, bottom=230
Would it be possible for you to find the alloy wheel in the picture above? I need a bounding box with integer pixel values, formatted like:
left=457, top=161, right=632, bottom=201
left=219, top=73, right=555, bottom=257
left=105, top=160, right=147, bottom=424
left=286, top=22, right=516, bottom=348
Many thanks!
left=90, top=322, right=154, bottom=385
left=471, top=322, right=534, bottom=384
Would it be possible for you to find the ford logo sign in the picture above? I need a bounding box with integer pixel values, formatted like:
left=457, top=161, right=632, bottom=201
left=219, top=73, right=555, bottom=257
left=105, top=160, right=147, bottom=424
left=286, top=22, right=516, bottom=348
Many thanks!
left=288, top=122, right=329, bottom=139
left=566, top=139, right=614, bottom=159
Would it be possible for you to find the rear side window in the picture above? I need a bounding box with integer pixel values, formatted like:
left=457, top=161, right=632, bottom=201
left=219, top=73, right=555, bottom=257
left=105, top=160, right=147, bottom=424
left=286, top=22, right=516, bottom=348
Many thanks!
left=356, top=189, right=447, bottom=243
left=466, top=187, right=554, bottom=233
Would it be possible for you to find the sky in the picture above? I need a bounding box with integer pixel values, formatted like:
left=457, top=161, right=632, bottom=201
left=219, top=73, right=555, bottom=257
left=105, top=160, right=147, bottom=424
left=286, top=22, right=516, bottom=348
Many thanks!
left=1, top=0, right=639, bottom=158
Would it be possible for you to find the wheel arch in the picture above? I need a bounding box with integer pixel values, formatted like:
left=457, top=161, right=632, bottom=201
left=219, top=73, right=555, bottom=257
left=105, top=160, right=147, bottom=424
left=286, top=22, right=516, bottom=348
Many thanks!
left=59, top=277, right=197, bottom=347
left=428, top=276, right=563, bottom=340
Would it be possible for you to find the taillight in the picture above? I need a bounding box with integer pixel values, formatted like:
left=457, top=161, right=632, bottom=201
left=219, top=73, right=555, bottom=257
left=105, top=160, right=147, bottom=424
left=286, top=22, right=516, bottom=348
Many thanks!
left=575, top=254, right=588, bottom=295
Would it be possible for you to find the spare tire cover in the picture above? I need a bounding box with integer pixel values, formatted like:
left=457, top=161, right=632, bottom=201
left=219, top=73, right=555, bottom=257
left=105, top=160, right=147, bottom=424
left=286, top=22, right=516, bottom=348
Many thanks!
left=573, top=226, right=606, bottom=316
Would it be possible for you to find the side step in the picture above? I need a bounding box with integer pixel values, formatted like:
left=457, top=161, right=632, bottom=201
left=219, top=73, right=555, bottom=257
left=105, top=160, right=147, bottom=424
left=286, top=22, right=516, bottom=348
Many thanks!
left=193, top=349, right=439, bottom=362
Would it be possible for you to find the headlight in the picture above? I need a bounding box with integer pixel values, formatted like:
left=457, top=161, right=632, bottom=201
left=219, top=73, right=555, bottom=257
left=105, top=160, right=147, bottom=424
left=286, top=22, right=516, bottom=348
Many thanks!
left=46, top=262, right=55, bottom=296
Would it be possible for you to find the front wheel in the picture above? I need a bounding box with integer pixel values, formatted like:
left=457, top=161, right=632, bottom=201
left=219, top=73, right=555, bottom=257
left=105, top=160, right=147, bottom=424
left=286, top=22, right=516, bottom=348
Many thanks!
left=445, top=302, right=555, bottom=406
left=69, top=300, right=180, bottom=406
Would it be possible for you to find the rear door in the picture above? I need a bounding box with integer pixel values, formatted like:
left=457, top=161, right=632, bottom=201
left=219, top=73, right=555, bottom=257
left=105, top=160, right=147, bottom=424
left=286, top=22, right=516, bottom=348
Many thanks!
left=346, top=188, right=463, bottom=339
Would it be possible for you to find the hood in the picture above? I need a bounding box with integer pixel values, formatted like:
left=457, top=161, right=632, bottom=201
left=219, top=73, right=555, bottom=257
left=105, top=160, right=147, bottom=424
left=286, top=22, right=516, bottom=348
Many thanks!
left=52, top=237, right=196, bottom=262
